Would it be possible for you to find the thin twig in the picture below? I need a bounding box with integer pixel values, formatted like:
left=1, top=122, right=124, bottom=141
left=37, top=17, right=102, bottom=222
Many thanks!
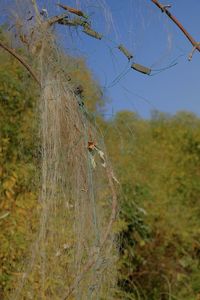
left=0, top=40, right=41, bottom=87
left=151, top=0, right=200, bottom=53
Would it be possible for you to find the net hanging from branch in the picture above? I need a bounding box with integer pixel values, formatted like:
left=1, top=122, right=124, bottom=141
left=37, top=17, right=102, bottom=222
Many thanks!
left=6, top=1, right=118, bottom=299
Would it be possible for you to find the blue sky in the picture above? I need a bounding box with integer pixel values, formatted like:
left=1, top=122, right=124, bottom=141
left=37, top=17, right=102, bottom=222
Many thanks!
left=56, top=0, right=200, bottom=118
left=2, top=0, right=200, bottom=118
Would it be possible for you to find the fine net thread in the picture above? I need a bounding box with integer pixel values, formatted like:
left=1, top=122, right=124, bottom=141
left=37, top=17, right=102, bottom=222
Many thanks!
left=7, top=1, right=118, bottom=299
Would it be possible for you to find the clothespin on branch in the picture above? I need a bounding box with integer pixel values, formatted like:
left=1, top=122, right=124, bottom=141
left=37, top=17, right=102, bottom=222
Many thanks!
left=58, top=17, right=87, bottom=27
left=82, top=26, right=102, bottom=40
left=118, top=44, right=133, bottom=61
left=47, top=13, right=68, bottom=26
left=131, top=63, right=151, bottom=75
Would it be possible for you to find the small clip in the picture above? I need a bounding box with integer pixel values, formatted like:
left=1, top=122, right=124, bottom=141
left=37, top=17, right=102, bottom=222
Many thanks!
left=161, top=4, right=172, bottom=12
left=58, top=17, right=85, bottom=27
left=40, top=8, right=48, bottom=18
left=82, top=26, right=102, bottom=40
left=131, top=63, right=151, bottom=75
left=118, top=44, right=133, bottom=61
left=188, top=42, right=200, bottom=61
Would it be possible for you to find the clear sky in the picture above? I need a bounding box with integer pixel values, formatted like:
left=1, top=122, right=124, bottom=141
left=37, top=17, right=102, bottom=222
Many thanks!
left=2, top=0, right=200, bottom=118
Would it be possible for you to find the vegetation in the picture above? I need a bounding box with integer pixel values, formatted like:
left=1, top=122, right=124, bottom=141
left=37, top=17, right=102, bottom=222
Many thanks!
left=105, top=111, right=200, bottom=299
left=1, top=33, right=200, bottom=299
left=0, top=37, right=39, bottom=297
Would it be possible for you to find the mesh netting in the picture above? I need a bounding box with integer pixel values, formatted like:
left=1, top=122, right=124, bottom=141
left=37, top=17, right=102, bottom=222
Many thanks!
left=3, top=1, right=118, bottom=299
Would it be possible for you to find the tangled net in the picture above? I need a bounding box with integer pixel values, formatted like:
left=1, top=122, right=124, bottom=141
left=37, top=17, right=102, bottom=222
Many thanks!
left=4, top=1, right=118, bottom=299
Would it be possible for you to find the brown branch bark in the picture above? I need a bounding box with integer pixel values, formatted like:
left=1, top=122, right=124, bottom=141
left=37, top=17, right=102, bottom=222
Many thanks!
left=0, top=40, right=41, bottom=87
left=57, top=3, right=87, bottom=18
left=151, top=0, right=200, bottom=53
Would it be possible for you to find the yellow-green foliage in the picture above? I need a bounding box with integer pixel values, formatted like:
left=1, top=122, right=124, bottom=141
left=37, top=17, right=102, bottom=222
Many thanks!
left=0, top=46, right=39, bottom=297
left=105, top=110, right=200, bottom=299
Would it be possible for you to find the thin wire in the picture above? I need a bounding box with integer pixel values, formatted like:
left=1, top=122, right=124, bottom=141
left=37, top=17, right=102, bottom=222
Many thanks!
left=105, top=65, right=131, bottom=89
left=120, top=84, right=157, bottom=111
left=150, top=62, right=177, bottom=76
left=149, top=54, right=185, bottom=76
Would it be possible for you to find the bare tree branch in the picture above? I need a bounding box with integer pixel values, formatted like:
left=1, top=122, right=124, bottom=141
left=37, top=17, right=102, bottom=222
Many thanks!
left=151, top=0, right=200, bottom=55
left=0, top=40, right=41, bottom=87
